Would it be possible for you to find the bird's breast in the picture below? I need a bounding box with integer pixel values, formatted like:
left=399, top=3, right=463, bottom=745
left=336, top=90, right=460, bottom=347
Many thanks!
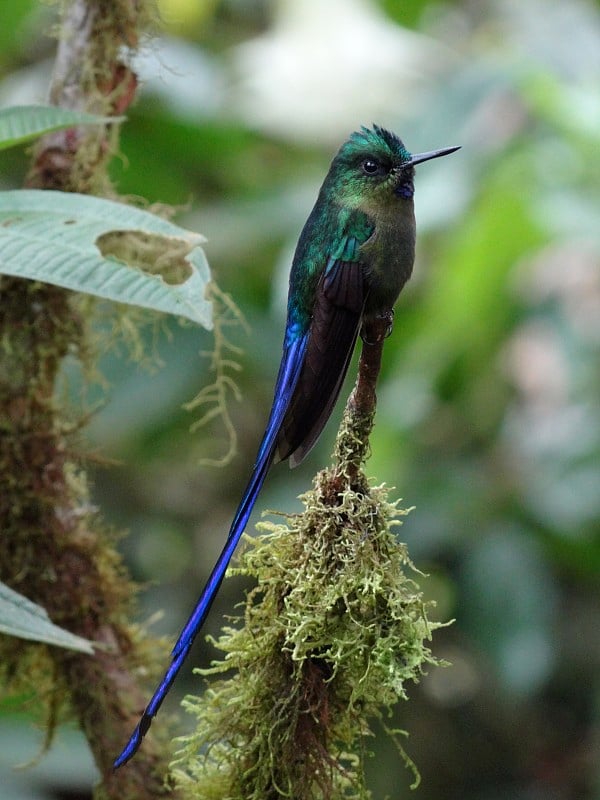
left=359, top=206, right=416, bottom=317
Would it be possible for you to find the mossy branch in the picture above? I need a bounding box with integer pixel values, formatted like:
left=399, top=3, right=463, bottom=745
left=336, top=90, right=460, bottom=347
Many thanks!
left=0, top=2, right=181, bottom=798
left=171, top=313, right=443, bottom=799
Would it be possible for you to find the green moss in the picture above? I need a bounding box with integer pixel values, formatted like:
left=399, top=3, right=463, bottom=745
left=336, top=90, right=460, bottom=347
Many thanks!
left=172, top=458, right=441, bottom=799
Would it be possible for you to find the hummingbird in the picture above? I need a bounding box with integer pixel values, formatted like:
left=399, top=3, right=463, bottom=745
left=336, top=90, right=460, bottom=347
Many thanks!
left=114, top=125, right=459, bottom=768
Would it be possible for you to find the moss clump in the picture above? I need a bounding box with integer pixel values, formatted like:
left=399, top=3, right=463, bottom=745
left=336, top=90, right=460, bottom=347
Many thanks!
left=171, top=462, right=441, bottom=799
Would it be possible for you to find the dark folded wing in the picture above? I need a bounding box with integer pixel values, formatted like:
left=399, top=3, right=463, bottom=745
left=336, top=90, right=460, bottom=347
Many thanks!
left=275, top=256, right=366, bottom=467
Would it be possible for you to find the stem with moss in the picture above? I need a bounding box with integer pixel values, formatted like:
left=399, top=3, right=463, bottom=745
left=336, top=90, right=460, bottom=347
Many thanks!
left=330, top=312, right=392, bottom=487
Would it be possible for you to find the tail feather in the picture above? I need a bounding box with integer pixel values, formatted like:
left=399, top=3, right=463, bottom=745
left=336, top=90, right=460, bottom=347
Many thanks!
left=112, top=483, right=265, bottom=769
left=113, top=334, right=308, bottom=770
left=171, top=451, right=273, bottom=660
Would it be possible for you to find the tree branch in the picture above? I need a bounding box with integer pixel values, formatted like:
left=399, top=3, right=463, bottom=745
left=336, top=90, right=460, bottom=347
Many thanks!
left=329, top=312, right=392, bottom=490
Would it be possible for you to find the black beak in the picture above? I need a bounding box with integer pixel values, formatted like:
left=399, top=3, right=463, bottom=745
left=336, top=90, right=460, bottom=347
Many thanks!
left=406, top=145, right=461, bottom=167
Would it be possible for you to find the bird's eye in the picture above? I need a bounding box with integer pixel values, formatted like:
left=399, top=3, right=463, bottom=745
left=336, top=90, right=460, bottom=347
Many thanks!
left=361, top=159, right=380, bottom=175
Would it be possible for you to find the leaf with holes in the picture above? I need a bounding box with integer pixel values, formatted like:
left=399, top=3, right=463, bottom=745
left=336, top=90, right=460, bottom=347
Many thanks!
left=0, top=190, right=212, bottom=327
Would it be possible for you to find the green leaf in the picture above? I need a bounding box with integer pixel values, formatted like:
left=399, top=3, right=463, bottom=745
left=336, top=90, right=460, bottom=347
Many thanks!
left=0, top=105, right=118, bottom=151
left=0, top=581, right=94, bottom=654
left=0, top=190, right=213, bottom=327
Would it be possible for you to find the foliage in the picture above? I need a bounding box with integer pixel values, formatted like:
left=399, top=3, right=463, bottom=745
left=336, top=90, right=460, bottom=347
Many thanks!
left=0, top=106, right=212, bottom=326
left=0, top=582, right=93, bottom=654
left=0, top=105, right=117, bottom=150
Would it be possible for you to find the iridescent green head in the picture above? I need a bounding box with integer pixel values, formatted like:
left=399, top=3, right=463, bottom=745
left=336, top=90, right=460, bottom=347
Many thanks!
left=325, top=124, right=459, bottom=207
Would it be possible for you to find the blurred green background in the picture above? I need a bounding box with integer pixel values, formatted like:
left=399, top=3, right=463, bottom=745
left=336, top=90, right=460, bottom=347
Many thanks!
left=1, top=0, right=599, bottom=797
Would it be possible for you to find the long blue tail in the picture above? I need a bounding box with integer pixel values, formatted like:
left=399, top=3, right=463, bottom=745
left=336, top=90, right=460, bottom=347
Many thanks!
left=113, top=334, right=308, bottom=769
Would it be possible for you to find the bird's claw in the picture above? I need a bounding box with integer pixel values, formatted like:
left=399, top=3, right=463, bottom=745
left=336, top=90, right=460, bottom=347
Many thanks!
left=360, top=310, right=394, bottom=345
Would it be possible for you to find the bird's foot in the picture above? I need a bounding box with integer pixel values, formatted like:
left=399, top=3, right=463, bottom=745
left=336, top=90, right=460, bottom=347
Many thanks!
left=360, top=310, right=394, bottom=345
